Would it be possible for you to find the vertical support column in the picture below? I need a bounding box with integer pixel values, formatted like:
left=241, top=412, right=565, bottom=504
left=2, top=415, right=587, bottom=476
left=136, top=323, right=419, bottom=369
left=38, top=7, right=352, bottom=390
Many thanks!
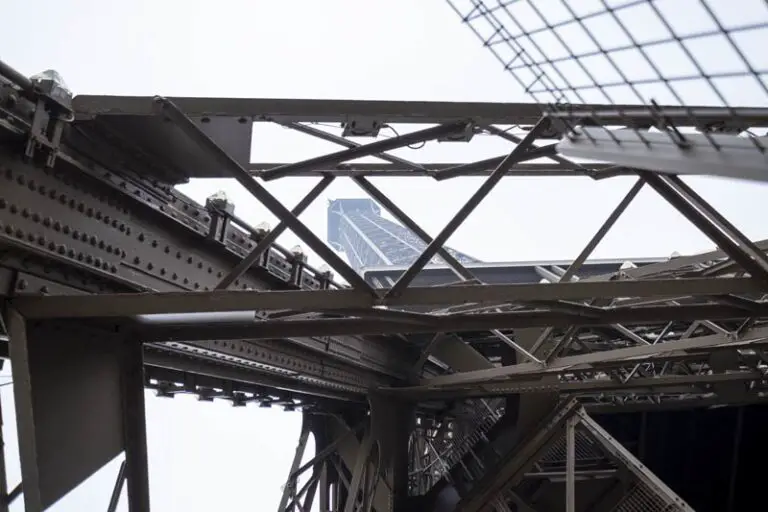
left=279, top=418, right=311, bottom=511
left=318, top=464, right=331, bottom=512
left=565, top=416, right=577, bottom=512
left=0, top=362, right=10, bottom=512
left=5, top=308, right=144, bottom=511
left=7, top=308, right=42, bottom=512
left=343, top=430, right=374, bottom=512
left=369, top=394, right=413, bottom=512
left=121, top=338, right=150, bottom=512
left=726, top=406, right=744, bottom=512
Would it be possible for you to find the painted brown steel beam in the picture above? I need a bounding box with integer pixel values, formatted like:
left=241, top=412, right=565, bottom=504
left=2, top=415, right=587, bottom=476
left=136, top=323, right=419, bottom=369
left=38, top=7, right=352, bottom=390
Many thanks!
left=420, top=324, right=768, bottom=388
left=215, top=175, right=334, bottom=290
left=386, top=118, right=553, bottom=297
left=14, top=277, right=766, bottom=319
left=151, top=96, right=374, bottom=294
left=260, top=122, right=466, bottom=181
left=72, top=95, right=760, bottom=126
left=247, top=162, right=615, bottom=177
left=138, top=303, right=766, bottom=341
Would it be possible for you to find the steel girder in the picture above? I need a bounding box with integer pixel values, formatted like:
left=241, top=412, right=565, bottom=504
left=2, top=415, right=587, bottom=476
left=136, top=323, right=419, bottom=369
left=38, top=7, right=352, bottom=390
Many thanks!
left=2, top=54, right=768, bottom=512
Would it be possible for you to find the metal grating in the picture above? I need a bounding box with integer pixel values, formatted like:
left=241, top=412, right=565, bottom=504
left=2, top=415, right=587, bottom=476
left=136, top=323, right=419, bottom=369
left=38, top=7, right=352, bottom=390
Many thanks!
left=611, top=482, right=683, bottom=512
left=447, top=0, right=768, bottom=183
left=538, top=429, right=604, bottom=467
left=446, top=0, right=768, bottom=107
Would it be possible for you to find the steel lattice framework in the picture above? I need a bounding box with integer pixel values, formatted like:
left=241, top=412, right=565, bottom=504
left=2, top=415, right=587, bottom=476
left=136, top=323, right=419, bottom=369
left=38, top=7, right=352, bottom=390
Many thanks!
left=327, top=198, right=480, bottom=273
left=0, top=1, right=766, bottom=510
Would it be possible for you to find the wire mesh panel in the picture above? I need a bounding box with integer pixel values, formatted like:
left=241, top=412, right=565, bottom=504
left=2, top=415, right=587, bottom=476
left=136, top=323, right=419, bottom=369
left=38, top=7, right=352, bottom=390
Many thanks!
left=446, top=0, right=768, bottom=183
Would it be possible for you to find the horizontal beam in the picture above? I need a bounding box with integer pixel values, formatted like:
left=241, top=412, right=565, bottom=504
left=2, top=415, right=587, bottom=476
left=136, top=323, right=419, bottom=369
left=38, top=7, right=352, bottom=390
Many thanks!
left=13, top=277, right=765, bottom=319
left=390, top=371, right=763, bottom=401
left=140, top=303, right=765, bottom=340
left=247, top=162, right=615, bottom=177
left=418, top=324, right=768, bottom=387
left=71, top=96, right=724, bottom=126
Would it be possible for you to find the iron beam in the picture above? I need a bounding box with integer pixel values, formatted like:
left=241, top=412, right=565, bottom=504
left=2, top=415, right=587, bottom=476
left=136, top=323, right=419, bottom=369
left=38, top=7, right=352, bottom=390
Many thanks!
left=151, top=96, right=374, bottom=294
left=419, top=324, right=768, bottom=388
left=73, top=95, right=762, bottom=127
left=260, top=123, right=467, bottom=181
left=386, top=118, right=553, bottom=297
left=14, top=277, right=766, bottom=318
left=139, top=303, right=767, bottom=341
left=215, top=175, right=334, bottom=290
left=248, top=162, right=615, bottom=177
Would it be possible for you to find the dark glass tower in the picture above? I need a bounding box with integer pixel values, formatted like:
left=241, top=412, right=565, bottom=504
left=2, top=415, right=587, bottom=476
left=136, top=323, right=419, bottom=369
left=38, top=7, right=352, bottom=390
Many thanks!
left=327, top=198, right=479, bottom=273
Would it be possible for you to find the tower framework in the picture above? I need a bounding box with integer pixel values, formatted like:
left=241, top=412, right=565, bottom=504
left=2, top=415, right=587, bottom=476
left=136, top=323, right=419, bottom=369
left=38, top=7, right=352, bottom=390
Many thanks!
left=328, top=198, right=479, bottom=273
left=0, top=1, right=766, bottom=509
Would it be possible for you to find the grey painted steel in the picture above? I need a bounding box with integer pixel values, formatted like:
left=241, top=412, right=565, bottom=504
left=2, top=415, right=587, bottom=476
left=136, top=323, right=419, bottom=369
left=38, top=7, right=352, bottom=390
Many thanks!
left=1, top=56, right=767, bottom=511
left=559, top=129, right=768, bottom=184
left=14, top=277, right=764, bottom=318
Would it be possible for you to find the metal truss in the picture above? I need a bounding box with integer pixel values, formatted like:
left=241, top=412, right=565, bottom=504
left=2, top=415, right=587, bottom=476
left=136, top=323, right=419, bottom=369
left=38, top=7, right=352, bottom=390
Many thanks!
left=1, top=12, right=768, bottom=506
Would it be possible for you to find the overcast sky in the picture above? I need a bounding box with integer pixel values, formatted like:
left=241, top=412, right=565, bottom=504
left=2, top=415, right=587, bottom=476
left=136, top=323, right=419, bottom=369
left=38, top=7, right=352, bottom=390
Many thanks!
left=3, top=0, right=768, bottom=510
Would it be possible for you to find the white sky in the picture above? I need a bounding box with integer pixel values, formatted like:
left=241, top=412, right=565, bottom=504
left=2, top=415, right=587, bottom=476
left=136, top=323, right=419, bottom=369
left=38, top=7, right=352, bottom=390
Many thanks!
left=3, top=0, right=768, bottom=510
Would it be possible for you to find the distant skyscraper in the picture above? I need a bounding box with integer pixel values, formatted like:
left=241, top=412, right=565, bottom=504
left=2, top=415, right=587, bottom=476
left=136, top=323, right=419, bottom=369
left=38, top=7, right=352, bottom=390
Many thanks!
left=327, top=198, right=480, bottom=273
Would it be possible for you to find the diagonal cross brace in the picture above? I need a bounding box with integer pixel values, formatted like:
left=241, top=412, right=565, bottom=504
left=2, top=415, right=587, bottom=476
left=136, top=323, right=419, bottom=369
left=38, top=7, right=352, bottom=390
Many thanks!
left=216, top=175, right=334, bottom=290
left=151, top=96, right=375, bottom=294
left=261, top=122, right=468, bottom=181
left=386, top=117, right=553, bottom=298
left=281, top=121, right=426, bottom=172
left=278, top=120, right=474, bottom=281
left=640, top=171, right=768, bottom=284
